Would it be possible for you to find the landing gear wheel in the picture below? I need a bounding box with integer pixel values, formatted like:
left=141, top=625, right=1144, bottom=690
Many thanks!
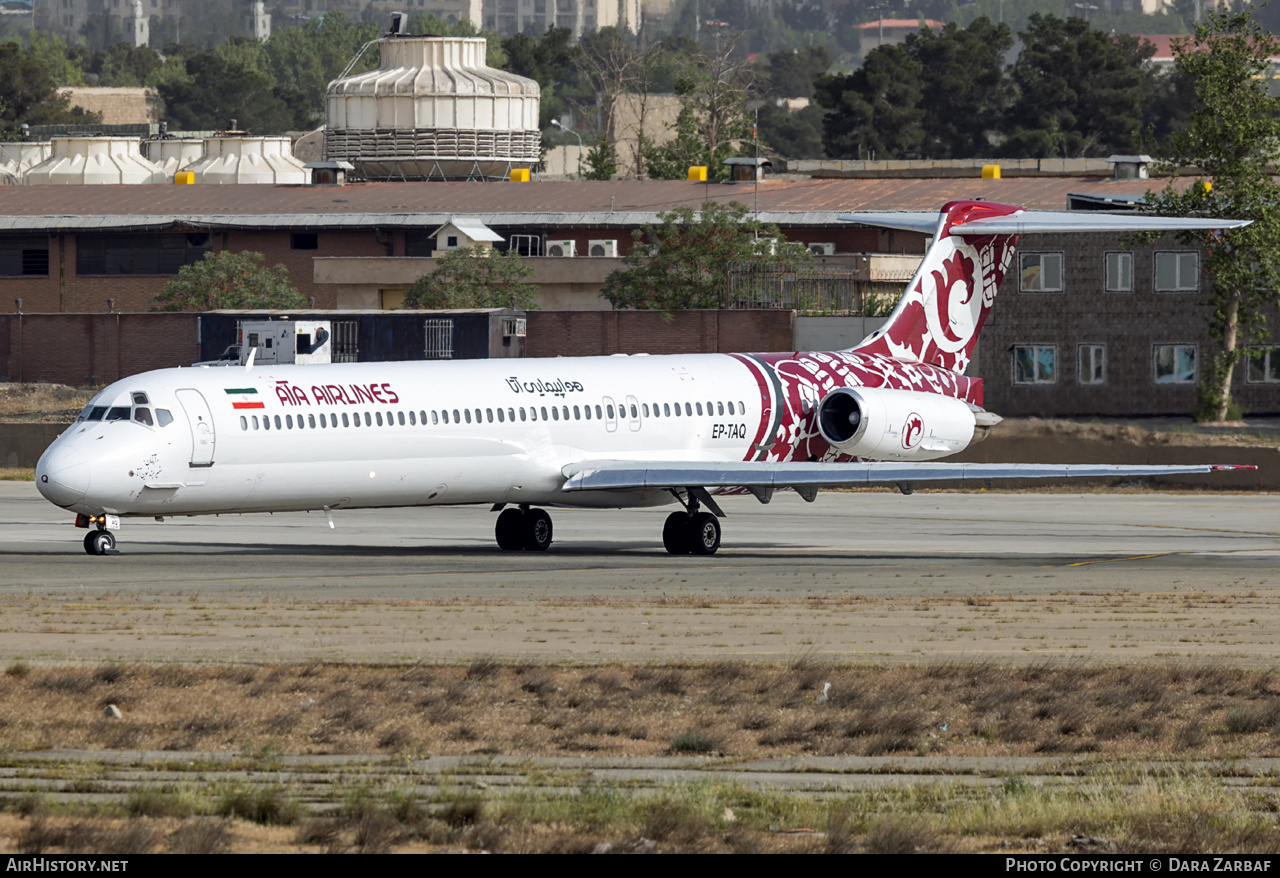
left=522, top=508, right=553, bottom=552
left=687, top=512, right=721, bottom=556
left=83, top=529, right=115, bottom=556
left=495, top=508, right=525, bottom=551
left=663, top=512, right=690, bottom=555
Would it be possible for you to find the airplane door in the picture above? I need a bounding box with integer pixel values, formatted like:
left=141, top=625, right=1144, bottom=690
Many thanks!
left=625, top=394, right=641, bottom=432
left=175, top=389, right=216, bottom=481
left=602, top=396, right=618, bottom=433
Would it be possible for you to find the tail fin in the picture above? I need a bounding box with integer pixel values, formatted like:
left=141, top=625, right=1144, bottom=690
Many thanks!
left=850, top=200, right=1022, bottom=374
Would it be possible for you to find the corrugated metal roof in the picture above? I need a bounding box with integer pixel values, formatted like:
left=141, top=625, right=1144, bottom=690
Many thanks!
left=0, top=178, right=1182, bottom=232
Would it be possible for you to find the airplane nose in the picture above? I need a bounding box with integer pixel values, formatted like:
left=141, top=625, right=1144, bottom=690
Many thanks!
left=37, top=444, right=90, bottom=507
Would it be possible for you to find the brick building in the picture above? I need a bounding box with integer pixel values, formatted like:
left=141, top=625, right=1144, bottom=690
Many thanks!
left=1, top=175, right=1274, bottom=417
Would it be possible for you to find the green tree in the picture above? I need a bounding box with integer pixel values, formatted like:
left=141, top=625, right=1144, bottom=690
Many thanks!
left=153, top=251, right=306, bottom=311
left=403, top=247, right=539, bottom=310
left=584, top=132, right=618, bottom=180
left=0, top=43, right=100, bottom=130
left=906, top=17, right=1013, bottom=159
left=1142, top=9, right=1280, bottom=422
left=761, top=45, right=830, bottom=99
left=158, top=49, right=314, bottom=133
left=601, top=201, right=812, bottom=310
left=814, top=43, right=925, bottom=159
left=1002, top=14, right=1156, bottom=157
left=261, top=13, right=382, bottom=118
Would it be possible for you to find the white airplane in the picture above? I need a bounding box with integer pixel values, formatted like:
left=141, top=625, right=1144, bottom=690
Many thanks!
left=36, top=200, right=1254, bottom=556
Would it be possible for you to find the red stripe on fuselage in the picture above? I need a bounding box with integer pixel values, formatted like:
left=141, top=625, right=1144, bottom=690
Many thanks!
left=232, top=401, right=265, bottom=409
left=728, top=354, right=775, bottom=462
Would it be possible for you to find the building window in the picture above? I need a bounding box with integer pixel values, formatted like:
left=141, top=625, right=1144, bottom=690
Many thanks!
left=1154, top=344, right=1197, bottom=384
left=1246, top=347, right=1280, bottom=383
left=424, top=318, right=454, bottom=359
left=291, top=233, right=318, bottom=250
left=0, top=237, right=49, bottom=277
left=1020, top=253, right=1063, bottom=292
left=77, top=233, right=211, bottom=276
left=1155, top=252, right=1198, bottom=292
left=1078, top=344, right=1106, bottom=385
left=1105, top=252, right=1132, bottom=292
left=1013, top=344, right=1056, bottom=384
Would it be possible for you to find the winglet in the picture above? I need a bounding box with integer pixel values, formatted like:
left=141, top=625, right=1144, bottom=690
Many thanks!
left=1210, top=465, right=1258, bottom=470
left=244, top=347, right=257, bottom=370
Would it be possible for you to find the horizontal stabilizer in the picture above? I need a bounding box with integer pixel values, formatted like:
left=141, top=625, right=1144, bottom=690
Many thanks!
left=562, top=460, right=1254, bottom=492
left=840, top=209, right=1250, bottom=236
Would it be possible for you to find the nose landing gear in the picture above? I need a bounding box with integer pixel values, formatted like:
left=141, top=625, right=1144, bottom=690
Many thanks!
left=494, top=506, right=553, bottom=552
left=83, top=529, right=116, bottom=556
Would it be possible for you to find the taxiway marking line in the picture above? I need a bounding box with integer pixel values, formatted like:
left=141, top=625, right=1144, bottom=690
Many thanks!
left=1058, top=552, right=1185, bottom=567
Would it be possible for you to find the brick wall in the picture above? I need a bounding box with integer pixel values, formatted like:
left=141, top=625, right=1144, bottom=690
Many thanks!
left=525, top=310, right=794, bottom=358
left=0, top=313, right=199, bottom=385
left=977, top=232, right=1280, bottom=417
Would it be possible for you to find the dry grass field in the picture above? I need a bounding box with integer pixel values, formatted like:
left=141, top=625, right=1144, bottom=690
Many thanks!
left=6, top=660, right=1280, bottom=853
left=7, top=659, right=1280, bottom=760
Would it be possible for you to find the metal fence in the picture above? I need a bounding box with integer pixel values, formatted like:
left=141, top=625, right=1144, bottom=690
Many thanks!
left=725, top=263, right=910, bottom=315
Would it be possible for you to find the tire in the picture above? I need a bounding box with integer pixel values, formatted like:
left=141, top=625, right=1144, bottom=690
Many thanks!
left=662, top=512, right=690, bottom=555
left=687, top=512, right=721, bottom=556
left=86, top=530, right=115, bottom=556
left=495, top=508, right=525, bottom=551
left=522, top=508, right=553, bottom=551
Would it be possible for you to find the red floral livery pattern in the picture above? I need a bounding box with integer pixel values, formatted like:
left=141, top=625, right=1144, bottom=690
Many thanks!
left=851, top=200, right=1020, bottom=375
left=730, top=350, right=982, bottom=463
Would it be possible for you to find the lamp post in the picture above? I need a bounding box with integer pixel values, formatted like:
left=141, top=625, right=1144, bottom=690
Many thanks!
left=551, top=119, right=583, bottom=180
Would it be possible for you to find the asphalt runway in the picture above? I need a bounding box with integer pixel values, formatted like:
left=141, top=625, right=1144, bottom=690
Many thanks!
left=4, top=482, right=1280, bottom=664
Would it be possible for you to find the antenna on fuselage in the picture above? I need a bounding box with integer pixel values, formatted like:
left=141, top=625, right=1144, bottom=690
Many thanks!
left=245, top=347, right=257, bottom=369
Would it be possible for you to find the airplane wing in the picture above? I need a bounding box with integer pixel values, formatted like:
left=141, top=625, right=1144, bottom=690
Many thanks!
left=561, top=460, right=1252, bottom=500
left=840, top=210, right=1250, bottom=236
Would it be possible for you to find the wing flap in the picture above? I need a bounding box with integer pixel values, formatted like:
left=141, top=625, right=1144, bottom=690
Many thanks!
left=561, top=460, right=1252, bottom=492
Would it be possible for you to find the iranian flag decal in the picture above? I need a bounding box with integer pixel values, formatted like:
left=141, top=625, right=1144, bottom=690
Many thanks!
left=225, top=387, right=264, bottom=409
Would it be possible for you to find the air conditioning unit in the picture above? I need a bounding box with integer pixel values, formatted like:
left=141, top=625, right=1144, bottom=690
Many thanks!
left=546, top=240, right=576, bottom=257
left=588, top=239, right=618, bottom=257
left=809, top=242, right=836, bottom=256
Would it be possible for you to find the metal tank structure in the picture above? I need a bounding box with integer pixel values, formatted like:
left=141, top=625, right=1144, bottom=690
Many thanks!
left=24, top=137, right=165, bottom=185
left=185, top=136, right=309, bottom=184
left=141, top=138, right=206, bottom=180
left=324, top=35, right=540, bottom=180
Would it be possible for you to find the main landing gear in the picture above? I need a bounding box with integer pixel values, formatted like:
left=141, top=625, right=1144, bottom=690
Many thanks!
left=494, top=505, right=553, bottom=551
left=83, top=528, right=115, bottom=556
left=663, top=490, right=722, bottom=556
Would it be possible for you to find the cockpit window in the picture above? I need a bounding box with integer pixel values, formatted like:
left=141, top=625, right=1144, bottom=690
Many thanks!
left=133, top=408, right=154, bottom=426
left=156, top=409, right=173, bottom=427
left=80, top=405, right=108, bottom=422
left=105, top=407, right=130, bottom=421
left=131, top=392, right=149, bottom=405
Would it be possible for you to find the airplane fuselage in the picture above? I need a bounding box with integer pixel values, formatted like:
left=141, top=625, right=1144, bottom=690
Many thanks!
left=36, top=350, right=981, bottom=520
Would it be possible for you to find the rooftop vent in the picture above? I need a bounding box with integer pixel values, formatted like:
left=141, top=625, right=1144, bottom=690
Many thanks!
left=186, top=136, right=308, bottom=184
left=25, top=136, right=164, bottom=185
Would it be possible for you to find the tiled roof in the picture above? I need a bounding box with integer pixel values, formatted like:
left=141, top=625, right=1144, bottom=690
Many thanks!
left=0, top=177, right=1173, bottom=233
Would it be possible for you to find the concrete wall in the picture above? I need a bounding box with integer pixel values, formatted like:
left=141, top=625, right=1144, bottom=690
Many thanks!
left=794, top=316, right=887, bottom=352
left=60, top=88, right=162, bottom=125
left=0, top=423, right=67, bottom=468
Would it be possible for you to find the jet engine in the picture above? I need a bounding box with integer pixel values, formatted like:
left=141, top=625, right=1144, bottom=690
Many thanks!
left=815, top=387, right=1001, bottom=461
